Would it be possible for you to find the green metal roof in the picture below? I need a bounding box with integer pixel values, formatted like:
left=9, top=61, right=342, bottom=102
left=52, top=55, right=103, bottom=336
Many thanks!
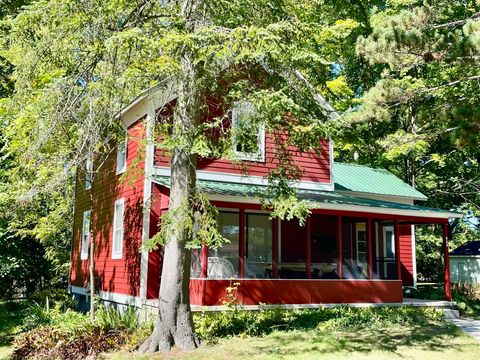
left=333, top=162, right=427, bottom=200
left=152, top=176, right=459, bottom=218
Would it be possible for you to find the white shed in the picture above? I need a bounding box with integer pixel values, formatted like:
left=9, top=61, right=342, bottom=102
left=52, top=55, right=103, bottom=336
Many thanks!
left=450, top=241, right=480, bottom=283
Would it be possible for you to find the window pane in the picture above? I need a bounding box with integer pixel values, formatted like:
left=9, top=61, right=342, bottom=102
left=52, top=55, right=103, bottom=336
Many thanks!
left=81, top=211, right=90, bottom=259
left=245, top=214, right=272, bottom=279
left=342, top=219, right=368, bottom=279
left=279, top=219, right=306, bottom=279
left=114, top=229, right=122, bottom=252
left=209, top=212, right=239, bottom=279
left=190, top=248, right=202, bottom=278
left=114, top=203, right=123, bottom=230
left=372, top=222, right=396, bottom=280
left=116, top=140, right=127, bottom=173
left=311, top=215, right=339, bottom=279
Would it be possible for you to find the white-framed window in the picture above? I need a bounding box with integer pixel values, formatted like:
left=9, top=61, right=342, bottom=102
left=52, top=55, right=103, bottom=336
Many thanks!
left=85, top=158, right=93, bottom=190
left=112, top=198, right=125, bottom=259
left=81, top=210, right=91, bottom=260
left=116, top=131, right=127, bottom=175
left=232, top=101, right=265, bottom=162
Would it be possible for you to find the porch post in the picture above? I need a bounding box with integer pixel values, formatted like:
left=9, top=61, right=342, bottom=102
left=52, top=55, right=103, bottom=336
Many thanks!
left=367, top=218, right=373, bottom=280
left=443, top=222, right=452, bottom=301
left=394, top=220, right=401, bottom=280
left=239, top=209, right=245, bottom=278
left=306, top=216, right=312, bottom=279
left=272, top=218, right=279, bottom=279
left=337, top=215, right=343, bottom=279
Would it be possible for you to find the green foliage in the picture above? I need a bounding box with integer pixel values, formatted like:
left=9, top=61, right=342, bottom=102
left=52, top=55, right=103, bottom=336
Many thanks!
left=193, top=306, right=442, bottom=343
left=14, top=304, right=147, bottom=359
left=95, top=306, right=139, bottom=333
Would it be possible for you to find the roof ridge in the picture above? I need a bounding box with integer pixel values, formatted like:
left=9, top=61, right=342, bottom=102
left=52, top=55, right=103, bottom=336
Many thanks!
left=334, top=162, right=390, bottom=172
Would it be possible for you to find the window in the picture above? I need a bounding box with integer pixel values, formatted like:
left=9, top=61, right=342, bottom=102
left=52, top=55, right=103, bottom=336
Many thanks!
left=116, top=132, right=127, bottom=175
left=356, top=223, right=367, bottom=264
left=245, top=214, right=272, bottom=279
left=342, top=219, right=368, bottom=279
left=112, top=198, right=125, bottom=259
left=209, top=211, right=239, bottom=279
left=232, top=101, right=265, bottom=162
left=85, top=158, right=93, bottom=190
left=383, top=226, right=395, bottom=259
left=373, top=221, right=396, bottom=280
left=81, top=210, right=91, bottom=260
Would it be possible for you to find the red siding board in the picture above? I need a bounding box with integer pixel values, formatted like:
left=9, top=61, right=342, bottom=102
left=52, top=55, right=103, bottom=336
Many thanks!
left=188, top=279, right=402, bottom=305
left=70, top=119, right=146, bottom=297
left=399, top=225, right=414, bottom=286
left=154, top=99, right=332, bottom=184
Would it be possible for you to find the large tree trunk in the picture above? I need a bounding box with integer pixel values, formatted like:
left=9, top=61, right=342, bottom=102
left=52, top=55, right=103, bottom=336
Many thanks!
left=140, top=1, right=201, bottom=351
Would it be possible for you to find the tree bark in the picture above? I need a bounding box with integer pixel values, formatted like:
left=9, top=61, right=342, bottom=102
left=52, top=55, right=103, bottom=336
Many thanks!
left=140, top=1, right=201, bottom=351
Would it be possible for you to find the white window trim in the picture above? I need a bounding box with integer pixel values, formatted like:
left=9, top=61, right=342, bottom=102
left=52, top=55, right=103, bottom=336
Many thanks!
left=232, top=102, right=266, bottom=162
left=112, top=198, right=125, bottom=259
left=85, top=158, right=93, bottom=190
left=116, top=131, right=128, bottom=175
left=81, top=210, right=91, bottom=260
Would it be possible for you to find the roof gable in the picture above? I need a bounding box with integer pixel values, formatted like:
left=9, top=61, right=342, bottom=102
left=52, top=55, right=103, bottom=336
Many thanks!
left=333, top=162, right=427, bottom=201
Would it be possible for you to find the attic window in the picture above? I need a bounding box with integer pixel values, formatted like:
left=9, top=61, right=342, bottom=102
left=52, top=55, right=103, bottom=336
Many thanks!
left=232, top=101, right=265, bottom=162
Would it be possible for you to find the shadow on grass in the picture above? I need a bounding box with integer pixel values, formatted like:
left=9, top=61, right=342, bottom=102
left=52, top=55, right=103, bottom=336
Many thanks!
left=235, top=322, right=463, bottom=358
left=0, top=301, right=27, bottom=348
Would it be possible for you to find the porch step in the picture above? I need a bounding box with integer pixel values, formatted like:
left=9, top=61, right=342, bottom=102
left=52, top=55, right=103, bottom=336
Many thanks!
left=444, top=309, right=460, bottom=319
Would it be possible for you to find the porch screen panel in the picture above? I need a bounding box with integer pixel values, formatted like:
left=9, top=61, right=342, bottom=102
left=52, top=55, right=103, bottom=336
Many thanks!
left=342, top=218, right=368, bottom=279
left=279, top=219, right=306, bottom=279
left=208, top=211, right=239, bottom=279
left=244, top=214, right=272, bottom=279
left=311, top=215, right=339, bottom=279
left=373, top=221, right=397, bottom=280
left=190, top=248, right=202, bottom=278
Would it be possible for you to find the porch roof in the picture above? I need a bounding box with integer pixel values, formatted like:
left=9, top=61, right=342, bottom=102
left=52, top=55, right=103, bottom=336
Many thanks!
left=333, top=163, right=427, bottom=201
left=152, top=176, right=461, bottom=220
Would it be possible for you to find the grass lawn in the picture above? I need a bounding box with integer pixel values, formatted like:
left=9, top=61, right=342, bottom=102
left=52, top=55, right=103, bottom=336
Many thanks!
left=0, top=301, right=26, bottom=360
left=104, top=320, right=480, bottom=360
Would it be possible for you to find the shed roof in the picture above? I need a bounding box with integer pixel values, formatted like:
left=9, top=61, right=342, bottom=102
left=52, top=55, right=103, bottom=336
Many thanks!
left=450, top=241, right=480, bottom=256
left=333, top=162, right=427, bottom=200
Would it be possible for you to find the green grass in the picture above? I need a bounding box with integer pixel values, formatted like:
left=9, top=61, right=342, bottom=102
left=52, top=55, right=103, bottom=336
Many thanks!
left=0, top=301, right=27, bottom=360
left=104, top=320, right=480, bottom=360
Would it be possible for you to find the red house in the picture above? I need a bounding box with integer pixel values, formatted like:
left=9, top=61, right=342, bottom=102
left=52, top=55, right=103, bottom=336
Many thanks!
left=69, top=81, right=461, bottom=311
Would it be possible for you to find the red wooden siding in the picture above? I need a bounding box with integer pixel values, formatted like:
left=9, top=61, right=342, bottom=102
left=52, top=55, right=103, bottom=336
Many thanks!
left=154, top=99, right=332, bottom=184
left=399, top=225, right=414, bottom=286
left=69, top=119, right=146, bottom=297
left=189, top=279, right=403, bottom=305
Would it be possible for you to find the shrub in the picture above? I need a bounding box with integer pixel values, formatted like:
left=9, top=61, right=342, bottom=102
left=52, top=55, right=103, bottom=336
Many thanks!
left=13, top=304, right=147, bottom=360
left=453, top=283, right=480, bottom=301
left=193, top=306, right=442, bottom=343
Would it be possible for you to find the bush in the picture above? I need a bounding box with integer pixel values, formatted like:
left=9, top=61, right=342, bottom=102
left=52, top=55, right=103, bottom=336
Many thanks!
left=13, top=304, right=148, bottom=360
left=193, top=306, right=442, bottom=343
left=453, top=283, right=480, bottom=301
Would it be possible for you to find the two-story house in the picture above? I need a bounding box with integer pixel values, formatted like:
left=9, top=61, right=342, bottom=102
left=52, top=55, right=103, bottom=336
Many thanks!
left=69, top=80, right=460, bottom=311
